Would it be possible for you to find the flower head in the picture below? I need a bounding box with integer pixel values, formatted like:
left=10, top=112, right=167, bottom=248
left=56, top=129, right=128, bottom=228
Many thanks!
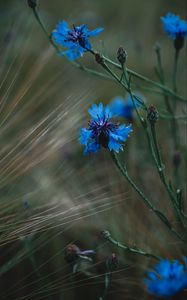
left=65, top=244, right=95, bottom=264
left=144, top=257, right=187, bottom=297
left=79, top=103, right=132, bottom=154
left=109, top=93, right=142, bottom=121
left=161, top=13, right=187, bottom=40
left=52, top=21, right=103, bottom=60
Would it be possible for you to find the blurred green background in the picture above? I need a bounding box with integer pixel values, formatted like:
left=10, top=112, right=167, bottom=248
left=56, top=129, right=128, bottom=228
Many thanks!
left=0, top=1, right=186, bottom=299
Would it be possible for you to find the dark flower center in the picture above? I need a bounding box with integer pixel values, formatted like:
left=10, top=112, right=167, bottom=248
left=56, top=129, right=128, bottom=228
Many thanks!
left=65, top=25, right=85, bottom=47
left=89, top=116, right=118, bottom=148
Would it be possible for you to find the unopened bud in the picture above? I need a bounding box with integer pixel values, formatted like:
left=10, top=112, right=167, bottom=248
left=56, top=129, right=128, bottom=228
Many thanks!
left=101, top=230, right=111, bottom=240
left=95, top=52, right=105, bottom=65
left=27, top=0, right=37, bottom=8
left=65, top=244, right=80, bottom=263
left=154, top=42, right=161, bottom=53
left=147, top=105, right=159, bottom=125
left=107, top=253, right=118, bottom=271
left=117, top=47, right=127, bottom=65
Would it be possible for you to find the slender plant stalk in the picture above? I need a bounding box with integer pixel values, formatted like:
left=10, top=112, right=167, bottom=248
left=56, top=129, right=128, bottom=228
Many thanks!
left=102, top=56, right=187, bottom=103
left=99, top=272, right=111, bottom=300
left=155, top=46, right=181, bottom=188
left=172, top=49, right=181, bottom=187
left=110, top=151, right=185, bottom=243
left=150, top=124, right=186, bottom=227
left=102, top=230, right=160, bottom=260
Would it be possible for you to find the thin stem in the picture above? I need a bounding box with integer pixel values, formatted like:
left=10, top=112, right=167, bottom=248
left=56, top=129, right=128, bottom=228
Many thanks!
left=32, top=8, right=50, bottom=41
left=111, top=151, right=185, bottom=243
left=99, top=272, right=111, bottom=300
left=102, top=231, right=160, bottom=261
left=154, top=44, right=181, bottom=189
left=172, top=49, right=180, bottom=187
left=103, top=56, right=187, bottom=103
left=173, top=50, right=179, bottom=95
left=150, top=124, right=186, bottom=227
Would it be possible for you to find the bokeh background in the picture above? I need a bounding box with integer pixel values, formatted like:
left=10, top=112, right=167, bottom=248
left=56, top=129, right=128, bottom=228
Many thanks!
left=0, top=0, right=186, bottom=299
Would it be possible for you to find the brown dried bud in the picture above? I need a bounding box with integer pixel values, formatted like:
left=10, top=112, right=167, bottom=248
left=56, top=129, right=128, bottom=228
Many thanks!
left=65, top=244, right=80, bottom=263
left=117, top=47, right=127, bottom=65
left=95, top=52, right=105, bottom=65
left=147, top=105, right=159, bottom=125
left=27, top=0, right=37, bottom=8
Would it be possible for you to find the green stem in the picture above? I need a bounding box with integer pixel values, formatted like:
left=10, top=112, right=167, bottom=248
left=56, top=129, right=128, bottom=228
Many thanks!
left=150, top=125, right=186, bottom=226
left=99, top=272, right=111, bottom=300
left=32, top=8, right=50, bottom=41
left=103, top=56, right=186, bottom=103
left=111, top=152, right=185, bottom=243
left=172, top=49, right=180, bottom=187
left=173, top=50, right=179, bottom=96
left=102, top=230, right=160, bottom=260
left=154, top=44, right=181, bottom=189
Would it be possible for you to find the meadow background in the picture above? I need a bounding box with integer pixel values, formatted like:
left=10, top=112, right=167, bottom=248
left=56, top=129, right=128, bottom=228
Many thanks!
left=0, top=0, right=186, bottom=299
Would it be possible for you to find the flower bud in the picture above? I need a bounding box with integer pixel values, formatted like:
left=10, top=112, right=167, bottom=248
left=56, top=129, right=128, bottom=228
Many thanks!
left=147, top=105, right=159, bottom=125
left=27, top=0, right=37, bottom=8
left=101, top=230, right=111, bottom=240
left=65, top=244, right=80, bottom=263
left=106, top=253, right=118, bottom=271
left=95, top=52, right=105, bottom=65
left=117, top=47, right=127, bottom=65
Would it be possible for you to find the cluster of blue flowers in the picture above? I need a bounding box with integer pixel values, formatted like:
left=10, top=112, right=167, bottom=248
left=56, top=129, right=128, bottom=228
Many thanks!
left=79, top=103, right=132, bottom=154
left=52, top=13, right=187, bottom=298
left=144, top=257, right=187, bottom=297
left=52, top=21, right=103, bottom=60
left=161, top=13, right=187, bottom=40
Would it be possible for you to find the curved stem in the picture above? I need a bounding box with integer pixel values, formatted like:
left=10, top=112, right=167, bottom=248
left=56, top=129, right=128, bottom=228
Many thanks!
left=102, top=230, right=160, bottom=261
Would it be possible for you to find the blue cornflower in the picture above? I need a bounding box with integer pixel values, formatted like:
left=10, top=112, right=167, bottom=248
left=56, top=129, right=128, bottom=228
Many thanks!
left=144, top=257, right=187, bottom=298
left=52, top=21, right=103, bottom=60
left=79, top=103, right=132, bottom=154
left=161, top=13, right=187, bottom=50
left=109, top=93, right=142, bottom=121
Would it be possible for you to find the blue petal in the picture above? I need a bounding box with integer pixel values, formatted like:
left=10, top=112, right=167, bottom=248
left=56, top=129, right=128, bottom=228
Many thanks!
left=88, top=27, right=104, bottom=37
left=144, top=258, right=187, bottom=297
left=88, top=103, right=104, bottom=120
left=114, top=124, right=133, bottom=141
left=104, top=105, right=113, bottom=119
left=79, top=128, right=92, bottom=145
left=84, top=140, right=101, bottom=154
left=64, top=46, right=85, bottom=61
left=108, top=136, right=123, bottom=152
left=161, top=13, right=187, bottom=39
left=88, top=103, right=113, bottom=120
left=127, top=93, right=142, bottom=109
left=56, top=20, right=69, bottom=35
